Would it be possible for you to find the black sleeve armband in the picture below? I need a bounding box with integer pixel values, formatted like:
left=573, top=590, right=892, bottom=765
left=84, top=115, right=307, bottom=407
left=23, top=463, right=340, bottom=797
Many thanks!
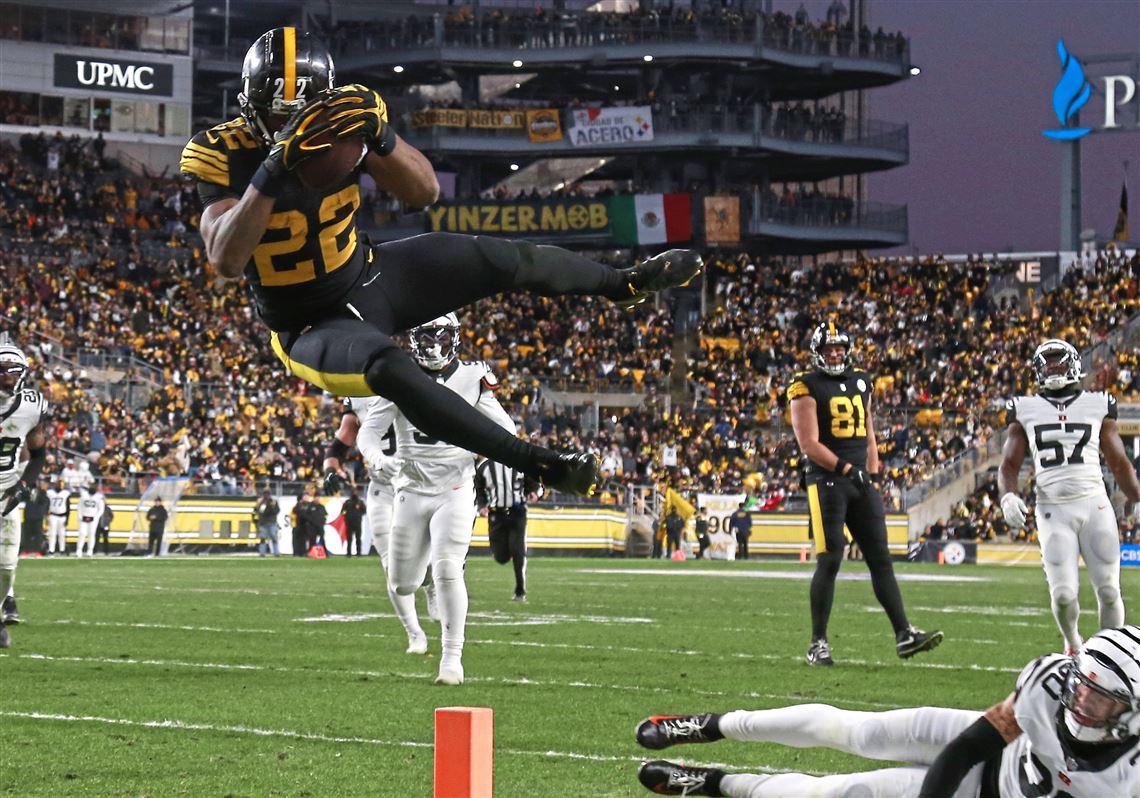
left=325, top=438, right=350, bottom=462
left=917, top=717, right=1006, bottom=798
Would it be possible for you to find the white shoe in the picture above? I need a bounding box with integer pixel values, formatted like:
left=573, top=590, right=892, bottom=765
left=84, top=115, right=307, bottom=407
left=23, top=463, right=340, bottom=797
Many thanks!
left=425, top=583, right=440, bottom=622
left=435, top=662, right=464, bottom=686
left=406, top=632, right=428, bottom=655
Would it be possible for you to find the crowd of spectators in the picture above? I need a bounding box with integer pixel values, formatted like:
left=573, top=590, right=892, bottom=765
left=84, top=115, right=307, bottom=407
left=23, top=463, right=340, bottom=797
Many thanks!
left=760, top=185, right=856, bottom=226
left=2, top=140, right=1139, bottom=517
left=318, top=3, right=906, bottom=64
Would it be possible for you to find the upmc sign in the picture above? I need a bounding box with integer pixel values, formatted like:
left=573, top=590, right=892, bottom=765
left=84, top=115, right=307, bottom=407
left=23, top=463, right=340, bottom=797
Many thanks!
left=53, top=54, right=173, bottom=97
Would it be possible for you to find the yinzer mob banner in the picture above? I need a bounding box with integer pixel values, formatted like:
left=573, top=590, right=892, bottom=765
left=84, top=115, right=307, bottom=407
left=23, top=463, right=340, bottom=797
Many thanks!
left=426, top=199, right=610, bottom=238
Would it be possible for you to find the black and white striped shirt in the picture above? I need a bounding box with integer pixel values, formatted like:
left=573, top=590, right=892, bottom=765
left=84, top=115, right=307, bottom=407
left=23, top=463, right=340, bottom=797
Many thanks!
left=475, top=460, right=541, bottom=509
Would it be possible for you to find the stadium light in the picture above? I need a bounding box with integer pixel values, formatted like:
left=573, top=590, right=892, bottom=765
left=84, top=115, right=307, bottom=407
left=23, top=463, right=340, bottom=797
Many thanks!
left=512, top=60, right=523, bottom=68
left=510, top=163, right=519, bottom=171
left=909, top=65, right=921, bottom=76
left=393, top=65, right=405, bottom=73
left=613, top=85, right=620, bottom=91
left=643, top=55, right=653, bottom=62
left=514, top=82, right=521, bottom=89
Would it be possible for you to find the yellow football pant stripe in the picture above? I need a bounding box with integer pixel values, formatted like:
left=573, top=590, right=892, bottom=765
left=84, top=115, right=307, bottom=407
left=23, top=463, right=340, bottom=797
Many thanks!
left=807, top=483, right=826, bottom=554
left=283, top=27, right=297, bottom=102
left=270, top=332, right=371, bottom=396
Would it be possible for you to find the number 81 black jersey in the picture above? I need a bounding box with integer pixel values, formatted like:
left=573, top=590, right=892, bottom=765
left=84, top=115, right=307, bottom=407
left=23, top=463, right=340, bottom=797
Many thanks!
left=180, top=117, right=369, bottom=331
left=786, top=369, right=874, bottom=467
left=1007, top=391, right=1114, bottom=503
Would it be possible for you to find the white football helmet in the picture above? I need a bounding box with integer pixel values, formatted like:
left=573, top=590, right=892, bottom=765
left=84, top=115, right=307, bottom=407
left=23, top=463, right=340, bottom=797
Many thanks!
left=1060, top=625, right=1140, bottom=743
left=1032, top=339, right=1082, bottom=392
left=410, top=313, right=460, bottom=371
left=0, top=342, right=29, bottom=402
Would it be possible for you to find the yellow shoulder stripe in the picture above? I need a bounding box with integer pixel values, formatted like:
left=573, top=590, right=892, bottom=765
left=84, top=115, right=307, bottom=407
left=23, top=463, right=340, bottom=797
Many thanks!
left=183, top=142, right=229, bottom=170
left=179, top=154, right=229, bottom=185
left=787, top=381, right=810, bottom=400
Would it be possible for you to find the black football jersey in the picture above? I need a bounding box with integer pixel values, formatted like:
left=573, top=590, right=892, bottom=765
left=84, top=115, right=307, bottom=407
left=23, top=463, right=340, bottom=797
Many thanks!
left=180, top=117, right=368, bottom=331
left=786, top=369, right=874, bottom=466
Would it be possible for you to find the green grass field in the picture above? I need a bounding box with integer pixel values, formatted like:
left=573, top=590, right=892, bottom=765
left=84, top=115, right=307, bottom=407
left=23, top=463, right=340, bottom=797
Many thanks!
left=2, top=554, right=1136, bottom=796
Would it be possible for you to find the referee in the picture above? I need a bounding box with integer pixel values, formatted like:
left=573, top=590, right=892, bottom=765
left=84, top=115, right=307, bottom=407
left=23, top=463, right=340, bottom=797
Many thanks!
left=475, top=458, right=542, bottom=601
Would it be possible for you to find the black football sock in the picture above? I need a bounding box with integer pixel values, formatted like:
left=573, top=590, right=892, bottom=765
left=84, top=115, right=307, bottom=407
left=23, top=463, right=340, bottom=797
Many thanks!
left=810, top=552, right=842, bottom=640
left=866, top=555, right=910, bottom=633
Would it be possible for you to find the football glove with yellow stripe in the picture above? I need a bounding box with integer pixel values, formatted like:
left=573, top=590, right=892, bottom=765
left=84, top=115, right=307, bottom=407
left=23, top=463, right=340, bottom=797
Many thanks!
left=321, top=83, right=397, bottom=156
left=252, top=98, right=338, bottom=195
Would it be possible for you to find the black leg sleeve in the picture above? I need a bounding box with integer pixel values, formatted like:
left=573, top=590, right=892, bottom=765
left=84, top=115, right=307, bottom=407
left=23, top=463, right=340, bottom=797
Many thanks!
left=810, top=551, right=842, bottom=640
left=365, top=347, right=539, bottom=473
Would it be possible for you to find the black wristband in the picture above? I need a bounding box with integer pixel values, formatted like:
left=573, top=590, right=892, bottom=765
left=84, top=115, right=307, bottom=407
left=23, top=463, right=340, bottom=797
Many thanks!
left=250, top=162, right=288, bottom=197
left=834, top=458, right=850, bottom=474
left=370, top=124, right=397, bottom=157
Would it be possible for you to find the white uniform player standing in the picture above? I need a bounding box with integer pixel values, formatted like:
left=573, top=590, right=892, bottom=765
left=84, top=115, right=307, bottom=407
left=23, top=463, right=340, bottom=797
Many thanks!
left=365, top=313, right=515, bottom=686
left=75, top=486, right=105, bottom=558
left=999, top=340, right=1140, bottom=654
left=632, top=626, right=1140, bottom=798
left=0, top=342, right=50, bottom=649
left=322, top=398, right=437, bottom=655
left=45, top=481, right=71, bottom=555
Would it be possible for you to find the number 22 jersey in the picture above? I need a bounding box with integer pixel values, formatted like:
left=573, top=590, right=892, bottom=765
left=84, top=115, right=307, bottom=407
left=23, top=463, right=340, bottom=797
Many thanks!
left=1007, top=391, right=1115, bottom=503
left=179, top=117, right=371, bottom=331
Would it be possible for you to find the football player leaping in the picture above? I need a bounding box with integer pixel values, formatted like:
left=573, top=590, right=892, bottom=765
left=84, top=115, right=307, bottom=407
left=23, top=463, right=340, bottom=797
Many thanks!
left=181, top=26, right=703, bottom=500
left=999, top=339, right=1140, bottom=655
left=0, top=342, right=50, bottom=649
left=634, top=625, right=1140, bottom=797
left=340, top=314, right=514, bottom=685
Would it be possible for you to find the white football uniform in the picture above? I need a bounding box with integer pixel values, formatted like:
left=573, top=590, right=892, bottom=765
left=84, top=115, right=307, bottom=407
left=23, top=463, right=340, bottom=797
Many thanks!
left=75, top=491, right=105, bottom=557
left=357, top=361, right=514, bottom=679
left=0, top=389, right=47, bottom=584
left=46, top=487, right=71, bottom=554
left=1008, top=391, right=1124, bottom=635
left=998, top=654, right=1140, bottom=798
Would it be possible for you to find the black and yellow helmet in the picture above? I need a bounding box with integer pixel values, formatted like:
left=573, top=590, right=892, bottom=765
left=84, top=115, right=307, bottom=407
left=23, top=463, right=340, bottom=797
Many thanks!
left=809, top=321, right=851, bottom=376
left=238, top=27, right=335, bottom=146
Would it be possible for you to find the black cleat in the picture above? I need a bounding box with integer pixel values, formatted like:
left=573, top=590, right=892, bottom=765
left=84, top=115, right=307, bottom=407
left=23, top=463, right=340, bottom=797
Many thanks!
left=0, top=623, right=9, bottom=649
left=615, top=249, right=704, bottom=310
left=638, top=760, right=724, bottom=796
left=806, top=638, right=834, bottom=666
left=2, top=595, right=20, bottom=625
left=536, top=451, right=599, bottom=496
left=896, top=626, right=943, bottom=659
left=636, top=714, right=722, bottom=750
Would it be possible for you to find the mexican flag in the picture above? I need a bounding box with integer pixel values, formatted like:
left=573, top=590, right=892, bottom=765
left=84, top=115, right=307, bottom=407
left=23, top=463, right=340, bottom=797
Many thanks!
left=609, top=193, right=692, bottom=246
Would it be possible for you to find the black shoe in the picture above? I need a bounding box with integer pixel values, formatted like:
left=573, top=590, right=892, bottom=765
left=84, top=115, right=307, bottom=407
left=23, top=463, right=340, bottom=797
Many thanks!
left=2, top=595, right=19, bottom=625
left=0, top=623, right=9, bottom=649
left=806, top=638, right=834, bottom=666
left=896, top=626, right=943, bottom=659
left=636, top=713, right=722, bottom=750
left=638, top=760, right=724, bottom=796
left=535, top=451, right=599, bottom=496
left=614, top=249, right=704, bottom=310
left=512, top=591, right=527, bottom=602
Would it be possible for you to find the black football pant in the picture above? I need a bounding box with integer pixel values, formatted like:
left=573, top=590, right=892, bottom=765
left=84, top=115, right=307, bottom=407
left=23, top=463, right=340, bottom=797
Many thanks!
left=488, top=505, right=527, bottom=595
left=806, top=474, right=909, bottom=641
left=345, top=526, right=362, bottom=556
left=147, top=529, right=162, bottom=556
left=270, top=234, right=629, bottom=475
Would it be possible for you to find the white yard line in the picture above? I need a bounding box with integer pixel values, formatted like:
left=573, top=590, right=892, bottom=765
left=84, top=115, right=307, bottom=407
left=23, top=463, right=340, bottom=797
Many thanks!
left=577, top=568, right=992, bottom=583
left=0, top=710, right=827, bottom=775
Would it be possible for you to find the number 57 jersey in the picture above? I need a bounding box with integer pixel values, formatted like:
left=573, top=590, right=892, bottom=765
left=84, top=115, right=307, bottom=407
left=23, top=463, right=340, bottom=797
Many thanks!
left=1007, top=391, right=1115, bottom=503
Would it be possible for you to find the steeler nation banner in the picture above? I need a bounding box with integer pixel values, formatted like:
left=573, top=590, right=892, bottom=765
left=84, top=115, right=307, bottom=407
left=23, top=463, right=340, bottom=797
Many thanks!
left=567, top=105, right=654, bottom=146
left=426, top=198, right=610, bottom=238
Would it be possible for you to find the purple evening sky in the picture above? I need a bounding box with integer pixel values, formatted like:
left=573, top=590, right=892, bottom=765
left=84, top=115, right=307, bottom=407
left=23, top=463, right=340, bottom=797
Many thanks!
left=798, top=0, right=1139, bottom=255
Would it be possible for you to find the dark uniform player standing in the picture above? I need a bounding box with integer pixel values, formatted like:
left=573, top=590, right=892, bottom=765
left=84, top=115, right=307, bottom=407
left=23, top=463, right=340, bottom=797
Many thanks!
left=179, top=27, right=701, bottom=498
left=787, top=322, right=943, bottom=666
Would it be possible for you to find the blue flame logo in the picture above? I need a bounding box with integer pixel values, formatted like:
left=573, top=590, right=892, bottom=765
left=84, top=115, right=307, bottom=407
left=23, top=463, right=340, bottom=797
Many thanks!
left=1043, top=39, right=1092, bottom=140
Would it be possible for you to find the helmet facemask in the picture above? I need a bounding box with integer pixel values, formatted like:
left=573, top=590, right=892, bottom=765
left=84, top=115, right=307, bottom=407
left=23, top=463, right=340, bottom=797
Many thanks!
left=1059, top=626, right=1140, bottom=744
left=0, top=346, right=29, bottom=403
left=1033, top=340, right=1082, bottom=393
left=410, top=314, right=461, bottom=371
left=810, top=323, right=851, bottom=377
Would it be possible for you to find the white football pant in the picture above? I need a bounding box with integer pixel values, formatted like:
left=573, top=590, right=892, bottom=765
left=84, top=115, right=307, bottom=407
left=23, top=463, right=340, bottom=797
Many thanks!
left=46, top=515, right=67, bottom=554
left=0, top=511, right=18, bottom=604
left=367, top=481, right=424, bottom=647
left=388, top=485, right=475, bottom=673
left=717, top=704, right=982, bottom=798
left=76, top=518, right=99, bottom=557
left=1036, top=494, right=1123, bottom=650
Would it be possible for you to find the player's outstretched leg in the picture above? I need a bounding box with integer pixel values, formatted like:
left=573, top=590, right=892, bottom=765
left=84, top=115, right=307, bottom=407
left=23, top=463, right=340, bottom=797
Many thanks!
left=639, top=761, right=933, bottom=798
left=636, top=713, right=724, bottom=750
left=638, top=761, right=725, bottom=796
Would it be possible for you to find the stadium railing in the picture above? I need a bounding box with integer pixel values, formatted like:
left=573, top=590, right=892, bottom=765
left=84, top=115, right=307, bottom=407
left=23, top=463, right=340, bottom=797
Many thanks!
left=748, top=197, right=908, bottom=236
